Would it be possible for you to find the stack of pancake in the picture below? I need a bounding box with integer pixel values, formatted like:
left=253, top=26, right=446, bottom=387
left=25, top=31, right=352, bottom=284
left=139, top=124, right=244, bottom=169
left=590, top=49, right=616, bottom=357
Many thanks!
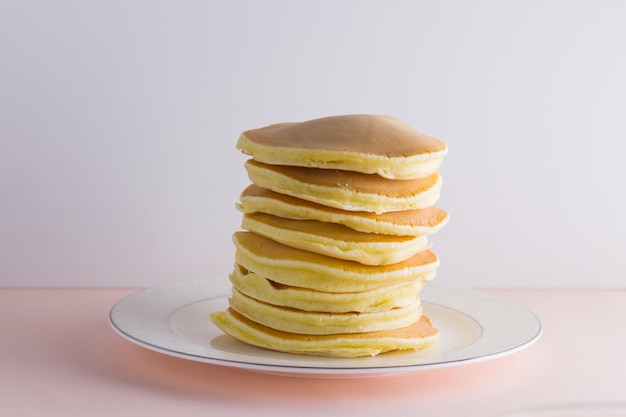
left=210, top=114, right=448, bottom=357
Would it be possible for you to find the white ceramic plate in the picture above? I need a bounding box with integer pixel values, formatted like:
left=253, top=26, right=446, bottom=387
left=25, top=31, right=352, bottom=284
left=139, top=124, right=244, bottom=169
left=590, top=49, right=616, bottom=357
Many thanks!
left=109, top=278, right=541, bottom=379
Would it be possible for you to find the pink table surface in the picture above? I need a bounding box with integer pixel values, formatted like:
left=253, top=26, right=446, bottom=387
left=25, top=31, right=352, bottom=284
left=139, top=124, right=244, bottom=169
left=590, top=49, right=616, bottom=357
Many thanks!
left=1, top=287, right=625, bottom=417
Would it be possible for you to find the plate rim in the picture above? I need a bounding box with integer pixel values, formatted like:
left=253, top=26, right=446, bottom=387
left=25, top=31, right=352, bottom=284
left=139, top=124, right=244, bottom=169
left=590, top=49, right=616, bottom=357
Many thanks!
left=109, top=278, right=542, bottom=377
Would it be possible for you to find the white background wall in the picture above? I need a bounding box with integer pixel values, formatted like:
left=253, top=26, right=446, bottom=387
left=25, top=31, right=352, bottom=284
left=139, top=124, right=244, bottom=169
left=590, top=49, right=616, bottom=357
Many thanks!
left=2, top=1, right=625, bottom=288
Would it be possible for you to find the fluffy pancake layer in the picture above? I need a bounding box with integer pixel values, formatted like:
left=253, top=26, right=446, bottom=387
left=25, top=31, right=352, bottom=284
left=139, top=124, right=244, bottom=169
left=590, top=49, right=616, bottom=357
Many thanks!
left=229, top=287, right=423, bottom=335
left=237, top=114, right=447, bottom=179
left=241, top=212, right=429, bottom=265
left=211, top=308, right=439, bottom=357
left=229, top=266, right=426, bottom=313
left=245, top=159, right=442, bottom=214
left=233, top=231, right=439, bottom=293
left=238, top=185, right=449, bottom=236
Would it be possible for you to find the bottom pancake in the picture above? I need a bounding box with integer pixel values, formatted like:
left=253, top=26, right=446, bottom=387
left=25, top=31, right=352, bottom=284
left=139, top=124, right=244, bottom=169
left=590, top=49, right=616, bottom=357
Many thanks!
left=210, top=308, right=439, bottom=358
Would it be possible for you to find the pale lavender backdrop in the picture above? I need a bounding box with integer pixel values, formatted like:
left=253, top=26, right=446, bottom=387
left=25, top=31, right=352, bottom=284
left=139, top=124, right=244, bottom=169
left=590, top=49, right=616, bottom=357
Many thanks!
left=2, top=1, right=625, bottom=288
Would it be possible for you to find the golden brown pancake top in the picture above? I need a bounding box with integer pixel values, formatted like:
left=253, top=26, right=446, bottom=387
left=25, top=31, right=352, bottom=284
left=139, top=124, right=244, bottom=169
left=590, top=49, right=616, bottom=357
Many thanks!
left=240, top=114, right=446, bottom=156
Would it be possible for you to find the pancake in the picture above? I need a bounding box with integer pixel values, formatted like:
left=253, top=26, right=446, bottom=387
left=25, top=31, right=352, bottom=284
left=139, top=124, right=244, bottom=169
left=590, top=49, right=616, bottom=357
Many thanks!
left=244, top=159, right=442, bottom=214
left=229, top=287, right=422, bottom=335
left=229, top=265, right=427, bottom=313
left=234, top=231, right=439, bottom=293
left=210, top=308, right=439, bottom=357
left=241, top=212, right=430, bottom=265
left=236, top=114, right=447, bottom=179
left=238, top=185, right=449, bottom=236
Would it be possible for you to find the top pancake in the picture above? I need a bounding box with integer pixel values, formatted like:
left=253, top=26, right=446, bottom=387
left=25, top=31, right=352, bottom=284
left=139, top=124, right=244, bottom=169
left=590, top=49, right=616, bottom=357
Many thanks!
left=237, top=114, right=447, bottom=179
